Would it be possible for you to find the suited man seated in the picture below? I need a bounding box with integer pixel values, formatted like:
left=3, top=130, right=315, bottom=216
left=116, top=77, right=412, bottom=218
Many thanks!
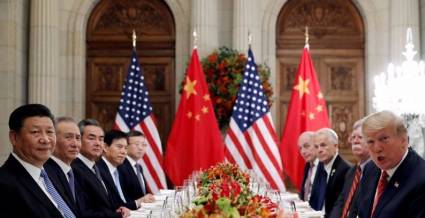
left=0, top=104, right=76, bottom=218
left=298, top=131, right=320, bottom=204
left=330, top=119, right=371, bottom=218
left=357, top=111, right=425, bottom=218
left=312, top=128, right=350, bottom=217
left=44, top=117, right=83, bottom=217
left=97, top=130, right=154, bottom=210
left=71, top=119, right=129, bottom=218
left=118, top=130, right=155, bottom=204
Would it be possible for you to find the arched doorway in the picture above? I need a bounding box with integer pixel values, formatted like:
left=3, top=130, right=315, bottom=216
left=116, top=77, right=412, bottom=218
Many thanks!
left=276, top=0, right=365, bottom=162
left=86, top=0, right=175, bottom=144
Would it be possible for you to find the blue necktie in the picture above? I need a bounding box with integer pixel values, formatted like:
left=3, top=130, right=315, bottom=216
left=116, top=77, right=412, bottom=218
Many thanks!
left=40, top=169, right=76, bottom=218
left=67, top=170, right=75, bottom=202
left=113, top=170, right=126, bottom=203
left=317, top=165, right=327, bottom=209
left=136, top=163, right=146, bottom=195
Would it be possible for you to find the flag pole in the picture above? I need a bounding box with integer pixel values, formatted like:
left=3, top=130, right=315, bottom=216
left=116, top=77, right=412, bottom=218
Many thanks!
left=132, top=29, right=137, bottom=49
left=193, top=30, right=197, bottom=49
left=304, top=26, right=309, bottom=50
left=248, top=30, right=252, bottom=49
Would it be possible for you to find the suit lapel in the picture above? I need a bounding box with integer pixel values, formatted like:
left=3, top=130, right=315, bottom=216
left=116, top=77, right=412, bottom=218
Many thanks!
left=97, top=158, right=123, bottom=205
left=45, top=159, right=74, bottom=203
left=5, top=155, right=62, bottom=217
left=326, top=155, right=340, bottom=191
left=374, top=151, right=416, bottom=217
left=72, top=158, right=109, bottom=202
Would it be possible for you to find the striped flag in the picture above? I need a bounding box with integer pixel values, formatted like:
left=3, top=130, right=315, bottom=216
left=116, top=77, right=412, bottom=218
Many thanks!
left=114, top=49, right=167, bottom=193
left=225, top=48, right=286, bottom=191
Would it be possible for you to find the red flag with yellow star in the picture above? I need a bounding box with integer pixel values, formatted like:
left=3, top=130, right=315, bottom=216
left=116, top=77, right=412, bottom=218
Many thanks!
left=164, top=48, right=225, bottom=186
left=280, top=47, right=330, bottom=190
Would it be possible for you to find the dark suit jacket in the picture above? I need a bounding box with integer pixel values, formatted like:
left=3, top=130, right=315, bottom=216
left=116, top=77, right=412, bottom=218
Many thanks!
left=96, top=158, right=138, bottom=210
left=71, top=157, right=121, bottom=218
left=300, top=161, right=322, bottom=203
left=44, top=158, right=81, bottom=217
left=358, top=149, right=425, bottom=218
left=329, top=163, right=364, bottom=218
left=324, top=155, right=351, bottom=217
left=0, top=154, right=63, bottom=218
left=117, top=158, right=147, bottom=203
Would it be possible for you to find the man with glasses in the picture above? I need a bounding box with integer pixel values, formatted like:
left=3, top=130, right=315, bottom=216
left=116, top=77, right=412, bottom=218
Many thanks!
left=118, top=130, right=155, bottom=204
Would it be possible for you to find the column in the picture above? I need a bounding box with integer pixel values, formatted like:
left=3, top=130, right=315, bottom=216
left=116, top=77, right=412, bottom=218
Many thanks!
left=0, top=0, right=29, bottom=164
left=191, top=0, right=219, bottom=58
left=28, top=0, right=59, bottom=113
left=390, top=0, right=420, bottom=64
left=233, top=0, right=261, bottom=57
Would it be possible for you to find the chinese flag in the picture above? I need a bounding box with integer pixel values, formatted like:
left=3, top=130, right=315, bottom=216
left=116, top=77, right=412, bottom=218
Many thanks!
left=280, top=47, right=330, bottom=190
left=164, top=48, right=225, bottom=186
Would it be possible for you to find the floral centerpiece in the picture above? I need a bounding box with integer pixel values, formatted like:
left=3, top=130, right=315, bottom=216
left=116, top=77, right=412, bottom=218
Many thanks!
left=181, top=47, right=274, bottom=129
left=180, top=163, right=279, bottom=218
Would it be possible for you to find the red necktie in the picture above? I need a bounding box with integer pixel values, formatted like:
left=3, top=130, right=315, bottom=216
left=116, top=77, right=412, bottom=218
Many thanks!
left=371, top=171, right=388, bottom=218
left=341, top=165, right=361, bottom=218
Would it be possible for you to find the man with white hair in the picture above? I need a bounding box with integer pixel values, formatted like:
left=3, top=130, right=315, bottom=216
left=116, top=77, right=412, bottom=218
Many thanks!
left=312, top=127, right=350, bottom=218
left=298, top=131, right=320, bottom=205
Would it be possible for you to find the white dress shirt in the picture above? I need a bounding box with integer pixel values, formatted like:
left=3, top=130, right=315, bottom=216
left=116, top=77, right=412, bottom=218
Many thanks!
left=51, top=155, right=72, bottom=182
left=11, top=153, right=58, bottom=208
left=77, top=154, right=96, bottom=172
left=386, top=150, right=409, bottom=180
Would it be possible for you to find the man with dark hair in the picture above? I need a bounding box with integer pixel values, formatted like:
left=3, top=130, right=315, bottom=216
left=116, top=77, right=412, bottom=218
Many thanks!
left=71, top=119, right=129, bottom=218
left=44, top=117, right=82, bottom=216
left=97, top=130, right=152, bottom=210
left=118, top=130, right=155, bottom=204
left=0, top=104, right=76, bottom=218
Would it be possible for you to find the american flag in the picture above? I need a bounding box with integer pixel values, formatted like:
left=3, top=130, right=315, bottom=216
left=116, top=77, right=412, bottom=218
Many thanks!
left=114, top=49, right=167, bottom=193
left=225, top=48, right=286, bottom=191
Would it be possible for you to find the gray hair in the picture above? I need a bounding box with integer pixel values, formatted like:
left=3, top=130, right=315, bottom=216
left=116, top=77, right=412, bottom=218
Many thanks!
left=315, top=128, right=339, bottom=145
left=78, top=118, right=101, bottom=135
left=298, top=131, right=315, bottom=146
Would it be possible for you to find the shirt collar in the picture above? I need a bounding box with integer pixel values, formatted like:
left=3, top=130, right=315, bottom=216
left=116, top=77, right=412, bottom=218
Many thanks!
left=126, top=156, right=138, bottom=167
left=324, top=153, right=338, bottom=176
left=359, top=158, right=371, bottom=171
left=78, top=153, right=95, bottom=169
left=102, top=156, right=117, bottom=175
left=51, top=155, right=72, bottom=174
left=11, top=152, right=42, bottom=182
left=386, top=149, right=409, bottom=179
left=313, top=158, right=319, bottom=167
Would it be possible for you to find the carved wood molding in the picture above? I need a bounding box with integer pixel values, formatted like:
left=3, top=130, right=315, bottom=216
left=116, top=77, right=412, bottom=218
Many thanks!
left=87, top=0, right=175, bottom=42
left=276, top=0, right=364, bottom=49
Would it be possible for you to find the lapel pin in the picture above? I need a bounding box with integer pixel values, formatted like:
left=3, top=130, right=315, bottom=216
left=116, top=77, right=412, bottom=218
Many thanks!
left=331, top=169, right=335, bottom=176
left=394, top=182, right=399, bottom=188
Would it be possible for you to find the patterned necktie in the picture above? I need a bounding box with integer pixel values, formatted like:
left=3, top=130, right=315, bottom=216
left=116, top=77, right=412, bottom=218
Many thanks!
left=304, top=163, right=314, bottom=201
left=113, top=170, right=127, bottom=203
left=40, top=169, right=76, bottom=218
left=371, top=170, right=388, bottom=218
left=135, top=163, right=146, bottom=195
left=67, top=169, right=76, bottom=202
left=342, top=165, right=362, bottom=218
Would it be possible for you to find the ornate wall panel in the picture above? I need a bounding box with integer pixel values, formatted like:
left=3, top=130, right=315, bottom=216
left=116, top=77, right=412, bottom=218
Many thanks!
left=276, top=0, right=365, bottom=162
left=86, top=0, right=175, bottom=144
